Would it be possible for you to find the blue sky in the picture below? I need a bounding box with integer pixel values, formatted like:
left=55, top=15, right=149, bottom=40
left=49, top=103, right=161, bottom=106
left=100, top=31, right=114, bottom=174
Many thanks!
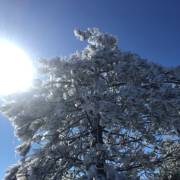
left=0, top=0, right=179, bottom=178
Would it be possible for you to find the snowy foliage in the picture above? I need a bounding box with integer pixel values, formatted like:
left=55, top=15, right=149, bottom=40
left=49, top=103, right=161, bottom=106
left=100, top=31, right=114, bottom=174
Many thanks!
left=1, top=28, right=180, bottom=179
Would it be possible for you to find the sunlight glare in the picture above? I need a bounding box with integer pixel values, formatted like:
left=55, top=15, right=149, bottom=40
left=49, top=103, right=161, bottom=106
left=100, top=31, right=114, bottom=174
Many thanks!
left=0, top=40, right=34, bottom=95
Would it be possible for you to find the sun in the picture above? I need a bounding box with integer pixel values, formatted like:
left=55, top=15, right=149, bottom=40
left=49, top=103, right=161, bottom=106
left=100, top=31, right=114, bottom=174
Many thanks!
left=0, top=40, right=34, bottom=95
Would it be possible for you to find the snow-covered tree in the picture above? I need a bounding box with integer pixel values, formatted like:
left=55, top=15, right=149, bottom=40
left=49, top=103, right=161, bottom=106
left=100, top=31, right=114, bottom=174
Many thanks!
left=1, top=28, right=180, bottom=180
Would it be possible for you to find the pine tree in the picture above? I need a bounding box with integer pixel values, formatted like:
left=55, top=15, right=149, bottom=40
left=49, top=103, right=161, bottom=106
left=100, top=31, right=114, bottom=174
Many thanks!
left=1, top=28, right=180, bottom=180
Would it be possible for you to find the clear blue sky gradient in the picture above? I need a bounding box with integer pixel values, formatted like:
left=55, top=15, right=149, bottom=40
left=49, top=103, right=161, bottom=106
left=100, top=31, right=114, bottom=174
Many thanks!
left=0, top=0, right=179, bottom=178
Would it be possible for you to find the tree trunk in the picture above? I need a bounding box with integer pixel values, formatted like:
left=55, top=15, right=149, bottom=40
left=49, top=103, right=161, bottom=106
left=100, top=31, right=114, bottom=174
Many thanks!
left=90, top=121, right=106, bottom=180
left=95, top=125, right=106, bottom=179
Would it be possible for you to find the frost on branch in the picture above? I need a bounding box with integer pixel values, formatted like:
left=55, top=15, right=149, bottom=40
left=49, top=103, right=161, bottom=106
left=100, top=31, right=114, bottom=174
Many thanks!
left=74, top=28, right=117, bottom=48
left=1, top=28, right=180, bottom=179
left=16, top=141, right=31, bottom=157
left=74, top=28, right=117, bottom=59
left=4, top=164, right=20, bottom=180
